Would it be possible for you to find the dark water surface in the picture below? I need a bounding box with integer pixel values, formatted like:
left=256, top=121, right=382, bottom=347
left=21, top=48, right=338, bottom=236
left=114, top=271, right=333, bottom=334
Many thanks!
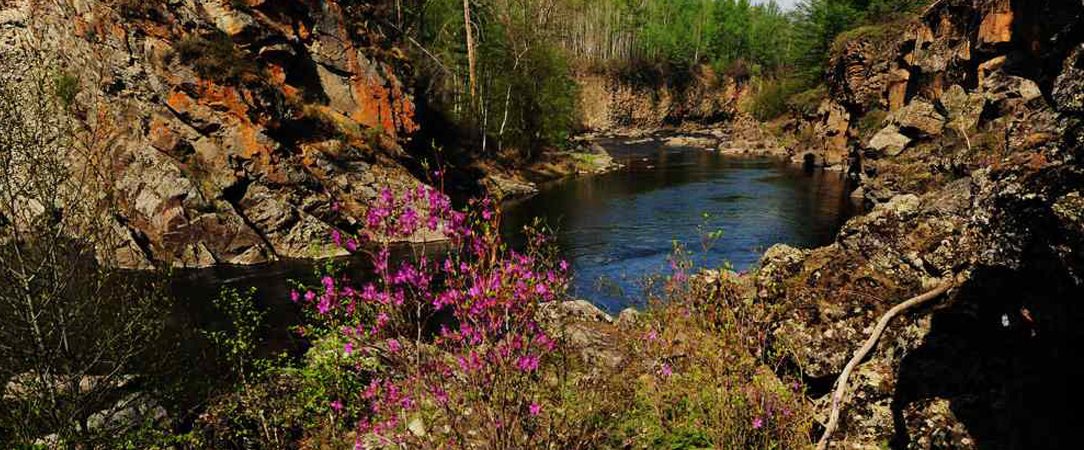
left=501, top=138, right=860, bottom=313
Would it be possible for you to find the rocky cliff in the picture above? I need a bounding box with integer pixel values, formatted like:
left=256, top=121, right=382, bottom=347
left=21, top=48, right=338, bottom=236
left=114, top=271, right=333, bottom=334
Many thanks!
left=0, top=0, right=441, bottom=268
left=759, top=1, right=1084, bottom=448
left=576, top=65, right=743, bottom=131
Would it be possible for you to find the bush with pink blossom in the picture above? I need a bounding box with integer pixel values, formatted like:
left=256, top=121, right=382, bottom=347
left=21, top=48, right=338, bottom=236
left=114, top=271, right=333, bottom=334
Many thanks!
left=292, top=185, right=620, bottom=449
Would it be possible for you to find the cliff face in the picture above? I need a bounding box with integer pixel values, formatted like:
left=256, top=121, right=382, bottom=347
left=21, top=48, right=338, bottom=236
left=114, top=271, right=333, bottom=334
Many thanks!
left=576, top=65, right=743, bottom=131
left=1, top=0, right=436, bottom=268
left=760, top=1, right=1084, bottom=448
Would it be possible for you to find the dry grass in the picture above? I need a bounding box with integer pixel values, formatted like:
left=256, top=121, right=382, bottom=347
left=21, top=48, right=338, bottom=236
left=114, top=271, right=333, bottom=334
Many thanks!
left=593, top=271, right=815, bottom=449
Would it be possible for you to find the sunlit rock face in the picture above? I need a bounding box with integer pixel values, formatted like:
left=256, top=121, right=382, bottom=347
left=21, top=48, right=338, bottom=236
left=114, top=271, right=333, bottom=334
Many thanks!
left=576, top=67, right=742, bottom=131
left=0, top=0, right=433, bottom=268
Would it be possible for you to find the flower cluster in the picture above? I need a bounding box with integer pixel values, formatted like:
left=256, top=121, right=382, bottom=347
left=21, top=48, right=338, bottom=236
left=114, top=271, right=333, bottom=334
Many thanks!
left=293, top=184, right=570, bottom=449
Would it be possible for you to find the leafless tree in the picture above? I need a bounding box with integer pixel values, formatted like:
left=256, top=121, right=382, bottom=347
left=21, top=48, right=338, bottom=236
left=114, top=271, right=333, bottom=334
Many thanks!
left=0, top=13, right=173, bottom=448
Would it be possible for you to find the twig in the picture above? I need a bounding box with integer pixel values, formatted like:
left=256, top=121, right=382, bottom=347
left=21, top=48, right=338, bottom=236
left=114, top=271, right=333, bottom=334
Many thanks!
left=922, top=0, right=948, bottom=18
left=815, top=279, right=954, bottom=450
left=959, top=125, right=972, bottom=152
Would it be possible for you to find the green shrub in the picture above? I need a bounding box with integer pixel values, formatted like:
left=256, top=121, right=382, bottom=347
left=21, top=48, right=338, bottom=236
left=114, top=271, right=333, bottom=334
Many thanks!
left=746, top=77, right=808, bottom=121
left=186, top=280, right=376, bottom=449
left=831, top=23, right=895, bottom=55
left=721, top=58, right=752, bottom=80
left=53, top=72, right=80, bottom=109
left=856, top=108, right=889, bottom=136
left=172, top=32, right=262, bottom=84
left=788, top=85, right=828, bottom=117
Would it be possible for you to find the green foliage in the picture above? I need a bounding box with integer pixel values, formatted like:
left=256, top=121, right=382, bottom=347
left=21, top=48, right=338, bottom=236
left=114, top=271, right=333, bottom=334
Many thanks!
left=791, top=0, right=930, bottom=82
left=171, top=32, right=262, bottom=84
left=856, top=108, right=889, bottom=136
left=831, top=23, right=894, bottom=54
left=53, top=72, right=80, bottom=110
left=620, top=0, right=792, bottom=73
left=788, top=85, right=828, bottom=116
left=746, top=77, right=809, bottom=121
left=791, top=0, right=862, bottom=81
left=289, top=335, right=375, bottom=422
left=417, top=0, right=581, bottom=156
left=496, top=44, right=581, bottom=152
left=719, top=58, right=753, bottom=80
left=202, top=287, right=274, bottom=386
left=635, top=0, right=713, bottom=65
left=183, top=281, right=376, bottom=449
left=194, top=287, right=314, bottom=448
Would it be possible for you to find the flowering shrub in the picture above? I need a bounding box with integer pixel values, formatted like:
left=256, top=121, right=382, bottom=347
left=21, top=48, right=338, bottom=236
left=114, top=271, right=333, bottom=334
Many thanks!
left=293, top=185, right=596, bottom=449
left=284, top=186, right=812, bottom=450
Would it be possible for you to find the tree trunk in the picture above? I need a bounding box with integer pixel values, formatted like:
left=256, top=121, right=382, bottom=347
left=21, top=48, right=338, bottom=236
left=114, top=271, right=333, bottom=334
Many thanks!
left=463, top=0, right=478, bottom=111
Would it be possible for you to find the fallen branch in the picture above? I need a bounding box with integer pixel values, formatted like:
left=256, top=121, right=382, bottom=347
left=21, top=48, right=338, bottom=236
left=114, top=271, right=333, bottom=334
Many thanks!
left=815, top=279, right=955, bottom=450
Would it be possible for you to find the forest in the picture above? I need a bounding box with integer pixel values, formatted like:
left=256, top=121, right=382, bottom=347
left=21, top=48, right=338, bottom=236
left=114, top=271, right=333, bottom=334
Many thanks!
left=392, top=0, right=933, bottom=155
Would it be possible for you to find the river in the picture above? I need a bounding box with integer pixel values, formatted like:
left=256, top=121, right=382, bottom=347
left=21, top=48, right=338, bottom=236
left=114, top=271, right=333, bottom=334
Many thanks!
left=501, top=135, right=860, bottom=313
left=172, top=135, right=859, bottom=334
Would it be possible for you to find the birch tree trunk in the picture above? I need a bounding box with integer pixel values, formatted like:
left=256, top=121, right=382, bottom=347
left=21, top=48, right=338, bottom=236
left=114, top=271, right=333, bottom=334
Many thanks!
left=463, top=0, right=479, bottom=110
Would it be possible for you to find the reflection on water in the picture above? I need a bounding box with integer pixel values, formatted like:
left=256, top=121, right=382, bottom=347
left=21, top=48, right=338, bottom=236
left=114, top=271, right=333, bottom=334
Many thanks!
left=502, top=141, right=859, bottom=313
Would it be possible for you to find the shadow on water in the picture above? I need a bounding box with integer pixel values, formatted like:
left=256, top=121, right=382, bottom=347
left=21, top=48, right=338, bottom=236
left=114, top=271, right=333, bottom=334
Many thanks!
left=169, top=243, right=453, bottom=359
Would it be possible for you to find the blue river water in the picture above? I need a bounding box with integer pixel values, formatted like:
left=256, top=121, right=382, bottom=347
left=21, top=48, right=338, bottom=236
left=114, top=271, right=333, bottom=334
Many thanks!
left=501, top=137, right=859, bottom=313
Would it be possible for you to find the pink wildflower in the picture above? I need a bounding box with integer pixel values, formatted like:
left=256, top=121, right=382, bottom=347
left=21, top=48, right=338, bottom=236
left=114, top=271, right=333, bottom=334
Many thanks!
left=529, top=403, right=541, bottom=416
left=752, top=417, right=763, bottom=429
left=331, top=400, right=343, bottom=411
left=516, top=355, right=540, bottom=372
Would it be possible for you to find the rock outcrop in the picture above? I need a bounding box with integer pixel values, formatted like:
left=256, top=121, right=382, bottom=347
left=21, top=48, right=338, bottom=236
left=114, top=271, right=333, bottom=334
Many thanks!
left=0, top=0, right=437, bottom=268
left=758, top=1, right=1084, bottom=449
left=576, top=65, right=741, bottom=131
